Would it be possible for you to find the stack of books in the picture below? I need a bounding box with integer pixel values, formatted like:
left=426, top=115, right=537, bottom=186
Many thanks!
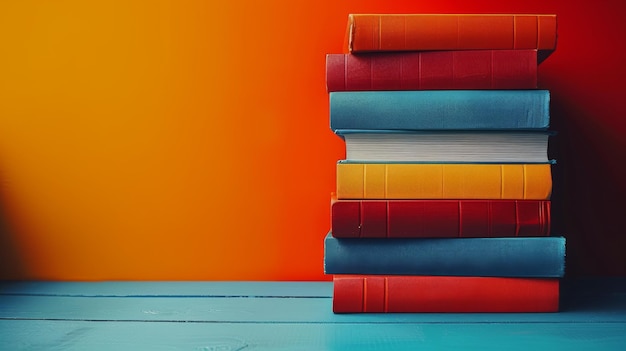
left=323, top=14, right=566, bottom=313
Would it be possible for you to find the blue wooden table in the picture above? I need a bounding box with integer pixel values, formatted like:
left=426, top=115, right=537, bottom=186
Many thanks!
left=1, top=278, right=625, bottom=350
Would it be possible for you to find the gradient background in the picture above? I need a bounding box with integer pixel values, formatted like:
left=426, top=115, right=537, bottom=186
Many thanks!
left=0, top=0, right=624, bottom=281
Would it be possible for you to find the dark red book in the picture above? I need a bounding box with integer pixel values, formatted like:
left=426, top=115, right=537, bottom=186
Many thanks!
left=333, top=275, right=560, bottom=313
left=331, top=195, right=551, bottom=238
left=326, top=50, right=537, bottom=92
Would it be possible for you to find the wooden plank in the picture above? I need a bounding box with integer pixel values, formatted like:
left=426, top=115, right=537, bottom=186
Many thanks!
left=1, top=294, right=626, bottom=324
left=2, top=278, right=624, bottom=298
left=1, top=280, right=625, bottom=349
left=0, top=281, right=333, bottom=297
left=2, top=278, right=624, bottom=297
left=1, top=320, right=625, bottom=351
left=1, top=279, right=625, bottom=325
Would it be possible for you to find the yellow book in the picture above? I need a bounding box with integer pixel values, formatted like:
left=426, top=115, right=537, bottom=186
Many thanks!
left=336, top=163, right=552, bottom=200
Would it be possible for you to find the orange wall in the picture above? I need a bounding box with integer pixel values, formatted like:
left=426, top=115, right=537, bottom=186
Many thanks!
left=0, top=0, right=624, bottom=280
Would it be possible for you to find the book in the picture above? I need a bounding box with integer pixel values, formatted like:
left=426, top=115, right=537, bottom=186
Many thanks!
left=331, top=196, right=551, bottom=238
left=330, top=90, right=550, bottom=131
left=336, top=163, right=552, bottom=200
left=326, top=50, right=538, bottom=92
left=344, top=14, right=557, bottom=61
left=323, top=232, right=566, bottom=277
left=332, top=275, right=560, bottom=313
left=338, top=130, right=551, bottom=163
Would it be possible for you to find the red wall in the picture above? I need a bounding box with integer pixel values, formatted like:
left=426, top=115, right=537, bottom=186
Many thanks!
left=0, top=0, right=624, bottom=280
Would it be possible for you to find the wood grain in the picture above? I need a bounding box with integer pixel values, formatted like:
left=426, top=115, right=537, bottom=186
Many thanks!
left=1, top=280, right=625, bottom=350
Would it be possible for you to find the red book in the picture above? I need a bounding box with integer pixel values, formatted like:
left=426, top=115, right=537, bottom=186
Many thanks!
left=331, top=195, right=551, bottom=238
left=344, top=14, right=557, bottom=59
left=326, top=50, right=537, bottom=92
left=333, top=275, right=560, bottom=313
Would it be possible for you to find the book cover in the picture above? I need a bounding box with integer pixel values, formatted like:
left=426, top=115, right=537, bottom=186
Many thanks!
left=336, top=163, right=552, bottom=200
left=333, top=275, right=560, bottom=313
left=344, top=14, right=557, bottom=61
left=338, top=130, right=551, bottom=163
left=330, top=90, right=550, bottom=131
left=326, top=50, right=538, bottom=92
left=331, top=196, right=551, bottom=238
left=323, top=232, right=566, bottom=277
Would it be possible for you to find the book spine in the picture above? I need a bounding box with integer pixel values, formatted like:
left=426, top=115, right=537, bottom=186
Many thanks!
left=336, top=163, right=552, bottom=200
left=329, top=90, right=550, bottom=131
left=331, top=198, right=551, bottom=238
left=326, top=50, right=538, bottom=92
left=333, top=275, right=560, bottom=313
left=323, top=233, right=566, bottom=277
left=346, top=14, right=557, bottom=53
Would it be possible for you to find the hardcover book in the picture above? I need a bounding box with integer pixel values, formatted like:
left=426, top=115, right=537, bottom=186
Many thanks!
left=344, top=14, right=557, bottom=61
left=333, top=275, right=560, bottom=313
left=330, top=90, right=550, bottom=131
left=338, top=130, right=551, bottom=163
left=336, top=163, right=552, bottom=200
left=331, top=196, right=551, bottom=238
left=326, top=50, right=538, bottom=92
left=323, top=232, right=566, bottom=277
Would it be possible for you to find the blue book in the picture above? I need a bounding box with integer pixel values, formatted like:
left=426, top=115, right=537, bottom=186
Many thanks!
left=329, top=90, right=550, bottom=131
left=323, top=232, right=565, bottom=277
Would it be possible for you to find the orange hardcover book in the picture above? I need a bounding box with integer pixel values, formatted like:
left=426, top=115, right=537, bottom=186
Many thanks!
left=344, top=14, right=557, bottom=61
left=333, top=275, right=560, bottom=313
left=336, top=163, right=552, bottom=200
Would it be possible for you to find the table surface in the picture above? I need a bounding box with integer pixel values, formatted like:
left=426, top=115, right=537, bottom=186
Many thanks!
left=1, top=278, right=625, bottom=350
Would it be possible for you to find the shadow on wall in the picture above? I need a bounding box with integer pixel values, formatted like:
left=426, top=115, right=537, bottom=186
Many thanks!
left=550, top=91, right=626, bottom=277
left=0, top=198, right=27, bottom=280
